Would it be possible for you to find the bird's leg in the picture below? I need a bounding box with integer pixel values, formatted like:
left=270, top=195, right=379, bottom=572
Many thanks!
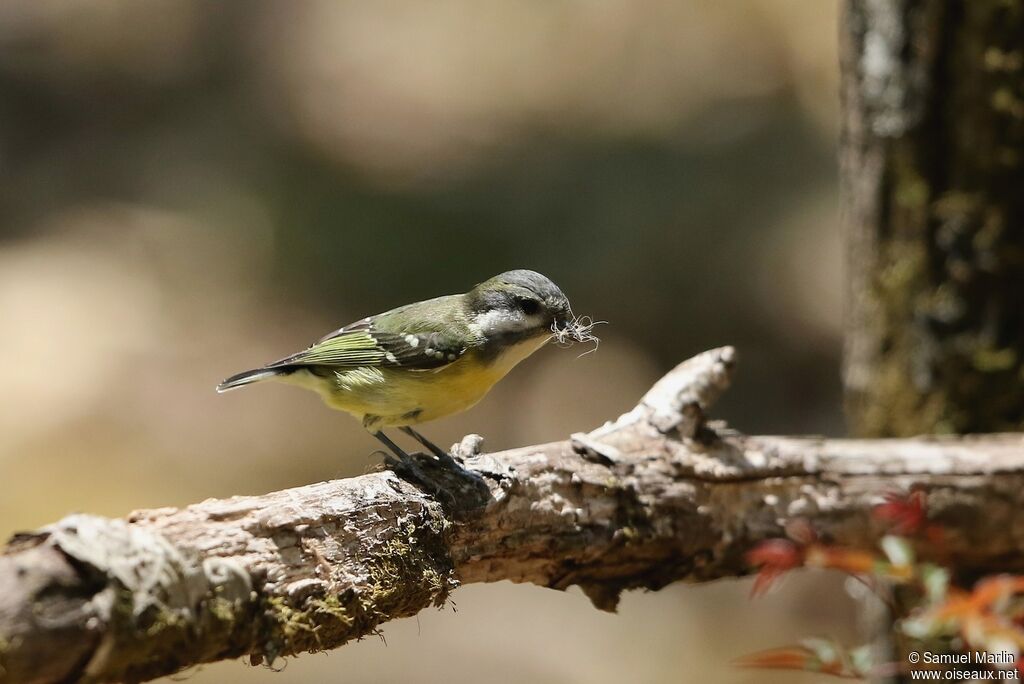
left=374, top=431, right=433, bottom=484
left=399, top=426, right=460, bottom=468
left=374, top=430, right=461, bottom=505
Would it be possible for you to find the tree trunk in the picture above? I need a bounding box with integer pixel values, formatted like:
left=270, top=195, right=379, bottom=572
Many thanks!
left=841, top=2, right=1024, bottom=681
left=842, top=0, right=1024, bottom=437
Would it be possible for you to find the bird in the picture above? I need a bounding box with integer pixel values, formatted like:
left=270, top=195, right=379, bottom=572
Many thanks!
left=217, top=269, right=577, bottom=478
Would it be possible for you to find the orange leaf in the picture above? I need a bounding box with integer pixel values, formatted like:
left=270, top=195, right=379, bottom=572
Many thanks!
left=736, top=646, right=817, bottom=671
left=807, top=546, right=879, bottom=575
left=735, top=644, right=861, bottom=678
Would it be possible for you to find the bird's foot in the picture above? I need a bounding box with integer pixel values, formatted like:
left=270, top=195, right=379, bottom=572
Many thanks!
left=377, top=429, right=490, bottom=509
left=430, top=449, right=460, bottom=469
left=399, top=426, right=462, bottom=469
left=382, top=451, right=456, bottom=503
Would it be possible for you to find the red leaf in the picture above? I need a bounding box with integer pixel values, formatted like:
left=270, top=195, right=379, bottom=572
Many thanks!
left=747, top=539, right=804, bottom=596
left=874, top=490, right=927, bottom=535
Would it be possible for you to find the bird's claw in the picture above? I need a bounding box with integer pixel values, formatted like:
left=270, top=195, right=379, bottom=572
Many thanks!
left=383, top=451, right=458, bottom=504
left=376, top=430, right=488, bottom=508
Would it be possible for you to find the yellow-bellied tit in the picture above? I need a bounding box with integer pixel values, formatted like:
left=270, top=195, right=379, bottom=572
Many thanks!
left=217, top=269, right=575, bottom=473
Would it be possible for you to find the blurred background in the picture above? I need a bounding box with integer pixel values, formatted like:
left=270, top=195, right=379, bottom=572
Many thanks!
left=0, top=0, right=853, bottom=681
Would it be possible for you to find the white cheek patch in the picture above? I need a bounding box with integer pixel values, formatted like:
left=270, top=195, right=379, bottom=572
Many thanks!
left=471, top=308, right=541, bottom=337
left=520, top=312, right=544, bottom=330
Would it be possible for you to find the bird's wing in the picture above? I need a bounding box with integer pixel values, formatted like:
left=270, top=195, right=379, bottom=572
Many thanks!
left=269, top=319, right=468, bottom=371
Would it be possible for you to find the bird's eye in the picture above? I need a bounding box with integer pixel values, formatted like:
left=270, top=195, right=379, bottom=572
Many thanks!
left=516, top=297, right=541, bottom=316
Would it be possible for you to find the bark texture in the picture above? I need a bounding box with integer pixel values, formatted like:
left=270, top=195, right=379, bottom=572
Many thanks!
left=4, top=347, right=1024, bottom=683
left=842, top=0, right=1024, bottom=437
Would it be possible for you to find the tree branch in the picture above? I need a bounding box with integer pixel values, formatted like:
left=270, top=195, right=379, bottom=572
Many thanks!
left=3, top=347, right=1024, bottom=683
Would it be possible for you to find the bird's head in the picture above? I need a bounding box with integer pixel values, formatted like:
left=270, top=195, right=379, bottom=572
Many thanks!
left=466, top=269, right=572, bottom=343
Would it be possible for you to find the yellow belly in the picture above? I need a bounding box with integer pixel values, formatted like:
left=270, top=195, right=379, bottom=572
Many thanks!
left=282, top=335, right=549, bottom=429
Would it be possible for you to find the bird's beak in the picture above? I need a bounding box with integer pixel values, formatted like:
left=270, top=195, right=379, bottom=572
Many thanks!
left=550, top=302, right=572, bottom=331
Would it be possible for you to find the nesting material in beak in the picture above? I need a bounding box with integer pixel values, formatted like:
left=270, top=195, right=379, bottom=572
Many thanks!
left=551, top=313, right=606, bottom=357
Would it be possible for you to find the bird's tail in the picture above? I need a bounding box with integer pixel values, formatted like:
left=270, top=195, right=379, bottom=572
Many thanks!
left=216, top=368, right=283, bottom=393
